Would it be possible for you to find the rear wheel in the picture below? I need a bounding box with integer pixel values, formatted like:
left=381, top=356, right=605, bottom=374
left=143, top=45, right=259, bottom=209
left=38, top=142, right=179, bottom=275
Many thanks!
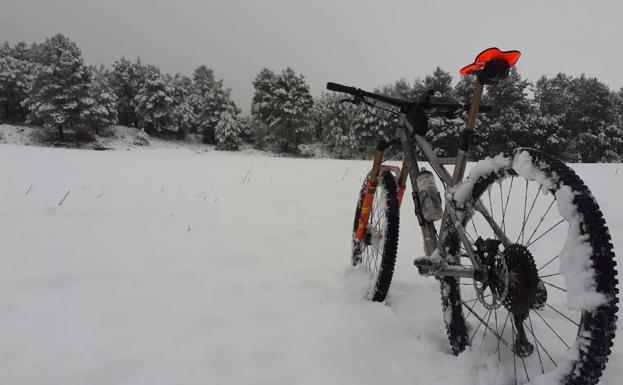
left=441, top=149, right=618, bottom=385
left=352, top=170, right=399, bottom=302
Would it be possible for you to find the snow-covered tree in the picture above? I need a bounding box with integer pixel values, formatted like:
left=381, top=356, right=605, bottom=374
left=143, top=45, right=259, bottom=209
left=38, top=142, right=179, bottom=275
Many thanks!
left=424, top=67, right=453, bottom=96
left=0, top=41, right=33, bottom=123
left=523, top=111, right=565, bottom=155
left=251, top=67, right=313, bottom=153
left=192, top=65, right=217, bottom=97
left=189, top=65, right=239, bottom=144
left=81, top=65, right=118, bottom=135
left=171, top=74, right=196, bottom=139
left=563, top=124, right=623, bottom=162
left=478, top=68, right=533, bottom=156
left=23, top=34, right=92, bottom=140
left=110, top=57, right=145, bottom=127
left=133, top=65, right=176, bottom=134
left=312, top=92, right=360, bottom=158
left=535, top=73, right=620, bottom=161
left=203, top=82, right=238, bottom=144
left=250, top=68, right=277, bottom=148
left=215, top=110, right=242, bottom=150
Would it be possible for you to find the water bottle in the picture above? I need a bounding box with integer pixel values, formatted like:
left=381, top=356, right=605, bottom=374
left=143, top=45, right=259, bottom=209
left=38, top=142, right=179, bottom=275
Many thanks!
left=416, top=168, right=443, bottom=222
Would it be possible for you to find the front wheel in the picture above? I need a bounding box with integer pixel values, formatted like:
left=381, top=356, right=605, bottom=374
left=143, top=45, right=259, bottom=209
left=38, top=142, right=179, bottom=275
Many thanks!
left=441, top=148, right=618, bottom=385
left=351, top=170, right=399, bottom=302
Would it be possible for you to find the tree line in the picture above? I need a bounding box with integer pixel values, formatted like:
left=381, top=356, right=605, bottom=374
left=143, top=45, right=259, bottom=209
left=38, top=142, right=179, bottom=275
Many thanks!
left=2, top=34, right=622, bottom=161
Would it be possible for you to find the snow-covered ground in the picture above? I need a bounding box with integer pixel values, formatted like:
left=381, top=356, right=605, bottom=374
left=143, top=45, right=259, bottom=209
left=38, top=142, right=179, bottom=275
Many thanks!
left=0, top=140, right=621, bottom=385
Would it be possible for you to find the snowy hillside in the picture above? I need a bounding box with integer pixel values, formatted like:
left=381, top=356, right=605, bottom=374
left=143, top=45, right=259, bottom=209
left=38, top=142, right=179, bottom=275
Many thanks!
left=0, top=143, right=621, bottom=385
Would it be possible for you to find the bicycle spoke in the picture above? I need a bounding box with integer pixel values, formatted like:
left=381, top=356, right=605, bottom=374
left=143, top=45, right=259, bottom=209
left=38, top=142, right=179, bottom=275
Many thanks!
left=463, top=296, right=481, bottom=322
left=501, top=176, right=514, bottom=234
left=482, top=307, right=494, bottom=343
left=462, top=303, right=512, bottom=350
left=462, top=294, right=493, bottom=321
left=521, top=353, right=530, bottom=383
left=488, top=189, right=494, bottom=226
left=526, top=197, right=556, bottom=245
left=543, top=303, right=580, bottom=327
left=499, top=182, right=504, bottom=229
left=518, top=184, right=542, bottom=245
left=465, top=227, right=476, bottom=243
left=537, top=255, right=560, bottom=272
left=541, top=280, right=567, bottom=293
left=523, top=317, right=558, bottom=368
left=528, top=314, right=545, bottom=375
left=538, top=273, right=560, bottom=279
left=526, top=219, right=565, bottom=248
left=470, top=309, right=492, bottom=344
left=511, top=317, right=518, bottom=385
left=494, top=308, right=501, bottom=362
left=471, top=216, right=480, bottom=239
left=496, top=311, right=511, bottom=355
left=533, top=309, right=570, bottom=348
left=516, top=179, right=528, bottom=244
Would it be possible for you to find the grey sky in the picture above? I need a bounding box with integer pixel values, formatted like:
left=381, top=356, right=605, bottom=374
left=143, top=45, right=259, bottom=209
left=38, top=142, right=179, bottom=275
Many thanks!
left=1, top=0, right=621, bottom=113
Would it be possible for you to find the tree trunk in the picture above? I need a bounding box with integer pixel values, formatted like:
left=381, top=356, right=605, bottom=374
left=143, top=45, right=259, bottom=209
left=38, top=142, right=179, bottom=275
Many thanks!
left=57, top=124, right=65, bottom=141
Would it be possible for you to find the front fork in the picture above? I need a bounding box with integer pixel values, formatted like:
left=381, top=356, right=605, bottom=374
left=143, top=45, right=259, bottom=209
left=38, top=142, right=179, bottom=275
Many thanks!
left=355, top=138, right=409, bottom=242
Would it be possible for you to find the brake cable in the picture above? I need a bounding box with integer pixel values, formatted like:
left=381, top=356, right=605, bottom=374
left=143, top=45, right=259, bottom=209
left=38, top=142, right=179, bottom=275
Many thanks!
left=340, top=95, right=404, bottom=164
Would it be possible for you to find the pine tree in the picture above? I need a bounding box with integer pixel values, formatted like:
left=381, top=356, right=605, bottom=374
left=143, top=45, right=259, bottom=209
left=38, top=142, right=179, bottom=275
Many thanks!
left=535, top=73, right=620, bottom=161
left=424, top=67, right=454, bottom=96
left=81, top=65, right=118, bottom=135
left=110, top=57, right=145, bottom=127
left=0, top=41, right=33, bottom=123
left=189, top=65, right=216, bottom=138
left=420, top=68, right=461, bottom=157
left=190, top=65, right=238, bottom=144
left=133, top=65, right=178, bottom=134
left=192, top=65, right=217, bottom=97
left=250, top=68, right=277, bottom=148
left=267, top=68, right=314, bottom=153
left=23, top=34, right=92, bottom=140
left=202, top=82, right=239, bottom=144
left=215, top=110, right=242, bottom=150
left=171, top=74, right=195, bottom=140
left=313, top=92, right=359, bottom=158
left=478, top=68, right=532, bottom=156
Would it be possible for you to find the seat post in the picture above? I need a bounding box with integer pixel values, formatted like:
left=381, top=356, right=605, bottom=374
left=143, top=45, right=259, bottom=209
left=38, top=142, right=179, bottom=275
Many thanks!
left=452, top=79, right=484, bottom=185
left=466, top=80, right=484, bottom=131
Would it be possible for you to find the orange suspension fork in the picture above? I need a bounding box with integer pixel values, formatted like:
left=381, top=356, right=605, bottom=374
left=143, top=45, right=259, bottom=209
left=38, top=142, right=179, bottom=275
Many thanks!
left=355, top=139, right=387, bottom=241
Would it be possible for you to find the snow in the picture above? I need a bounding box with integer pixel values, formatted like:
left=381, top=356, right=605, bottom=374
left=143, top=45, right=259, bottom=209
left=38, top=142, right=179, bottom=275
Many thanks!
left=0, top=140, right=621, bottom=385
left=452, top=152, right=511, bottom=205
left=556, top=185, right=606, bottom=310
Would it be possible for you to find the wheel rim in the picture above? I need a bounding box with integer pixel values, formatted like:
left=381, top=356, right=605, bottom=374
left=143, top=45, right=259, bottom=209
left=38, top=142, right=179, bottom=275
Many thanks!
left=458, top=174, right=583, bottom=384
left=354, top=180, right=389, bottom=298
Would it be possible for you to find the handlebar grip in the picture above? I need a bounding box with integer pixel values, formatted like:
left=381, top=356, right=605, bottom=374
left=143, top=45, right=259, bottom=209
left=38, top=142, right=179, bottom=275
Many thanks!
left=326, top=82, right=358, bottom=95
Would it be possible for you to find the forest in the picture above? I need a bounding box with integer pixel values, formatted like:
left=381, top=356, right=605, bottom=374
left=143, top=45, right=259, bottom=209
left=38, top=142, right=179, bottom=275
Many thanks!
left=2, top=34, right=622, bottom=161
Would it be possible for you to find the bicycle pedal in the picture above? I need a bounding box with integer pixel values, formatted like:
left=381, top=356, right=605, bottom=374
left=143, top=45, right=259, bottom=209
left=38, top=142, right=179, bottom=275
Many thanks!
left=414, top=256, right=447, bottom=276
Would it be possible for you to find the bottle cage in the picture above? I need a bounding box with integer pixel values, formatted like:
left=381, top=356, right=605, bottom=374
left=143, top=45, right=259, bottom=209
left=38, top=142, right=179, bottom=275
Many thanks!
left=460, top=47, right=521, bottom=84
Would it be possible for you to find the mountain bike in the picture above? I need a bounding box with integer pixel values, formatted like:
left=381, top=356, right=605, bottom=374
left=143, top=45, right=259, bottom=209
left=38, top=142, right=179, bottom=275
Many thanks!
left=327, top=48, right=618, bottom=385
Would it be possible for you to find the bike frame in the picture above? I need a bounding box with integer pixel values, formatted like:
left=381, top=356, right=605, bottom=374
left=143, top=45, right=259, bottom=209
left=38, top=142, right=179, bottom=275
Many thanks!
left=359, top=80, right=510, bottom=281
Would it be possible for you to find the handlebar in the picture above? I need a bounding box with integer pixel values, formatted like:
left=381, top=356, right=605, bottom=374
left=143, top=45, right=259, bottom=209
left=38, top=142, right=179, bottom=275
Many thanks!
left=326, top=82, right=357, bottom=95
left=326, top=82, right=492, bottom=116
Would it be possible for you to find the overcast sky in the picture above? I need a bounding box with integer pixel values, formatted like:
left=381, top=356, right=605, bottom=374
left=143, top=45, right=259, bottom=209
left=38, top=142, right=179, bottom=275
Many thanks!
left=1, top=0, right=621, bottom=113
